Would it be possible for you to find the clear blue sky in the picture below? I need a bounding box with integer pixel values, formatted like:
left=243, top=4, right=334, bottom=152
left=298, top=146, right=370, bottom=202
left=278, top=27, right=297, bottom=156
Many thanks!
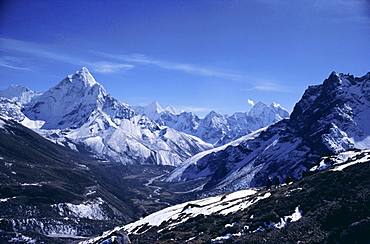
left=1, top=0, right=369, bottom=117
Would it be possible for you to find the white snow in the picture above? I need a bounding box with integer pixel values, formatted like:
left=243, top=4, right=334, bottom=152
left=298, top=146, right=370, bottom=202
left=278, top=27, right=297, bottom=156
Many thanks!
left=0, top=196, right=16, bottom=202
left=20, top=182, right=44, bottom=186
left=123, top=189, right=270, bottom=235
left=310, top=150, right=359, bottom=171
left=321, top=123, right=354, bottom=154
left=9, top=233, right=37, bottom=244
left=4, top=162, right=12, bottom=167
left=225, top=222, right=236, bottom=228
left=311, top=149, right=370, bottom=172
left=211, top=233, right=233, bottom=242
left=53, top=198, right=107, bottom=220
left=331, top=150, right=370, bottom=171
left=3, top=68, right=212, bottom=166
left=80, top=189, right=270, bottom=243
left=0, top=85, right=41, bottom=105
left=46, top=234, right=86, bottom=239
left=269, top=206, right=303, bottom=229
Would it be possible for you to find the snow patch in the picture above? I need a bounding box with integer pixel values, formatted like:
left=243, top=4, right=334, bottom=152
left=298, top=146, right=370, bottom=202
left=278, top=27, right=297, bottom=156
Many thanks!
left=268, top=206, right=303, bottom=229
left=123, top=189, right=270, bottom=235
left=311, top=149, right=370, bottom=172
left=331, top=151, right=370, bottom=171
left=52, top=198, right=107, bottom=220
left=9, top=232, right=37, bottom=244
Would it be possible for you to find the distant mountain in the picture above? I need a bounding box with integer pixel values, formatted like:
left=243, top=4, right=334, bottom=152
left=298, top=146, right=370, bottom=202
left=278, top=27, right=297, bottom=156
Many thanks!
left=134, top=100, right=289, bottom=146
left=166, top=72, right=370, bottom=194
left=0, top=68, right=212, bottom=166
left=0, top=85, right=41, bottom=105
left=84, top=148, right=370, bottom=244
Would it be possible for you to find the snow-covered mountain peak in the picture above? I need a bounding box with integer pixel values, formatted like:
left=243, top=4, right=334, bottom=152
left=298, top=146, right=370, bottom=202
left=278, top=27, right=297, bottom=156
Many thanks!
left=0, top=85, right=31, bottom=96
left=248, top=101, right=268, bottom=116
left=207, top=109, right=223, bottom=116
left=270, top=102, right=282, bottom=109
left=0, top=85, right=40, bottom=105
left=67, top=67, right=99, bottom=88
left=247, top=101, right=289, bottom=128
left=22, top=68, right=111, bottom=129
left=138, top=101, right=185, bottom=116
left=164, top=105, right=184, bottom=115
left=56, top=67, right=104, bottom=97
left=134, top=100, right=289, bottom=146
left=146, top=101, right=164, bottom=114
left=202, top=110, right=227, bottom=126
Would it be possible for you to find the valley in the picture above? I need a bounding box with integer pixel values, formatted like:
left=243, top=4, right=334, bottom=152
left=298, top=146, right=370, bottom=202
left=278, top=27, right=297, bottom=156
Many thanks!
left=1, top=69, right=369, bottom=243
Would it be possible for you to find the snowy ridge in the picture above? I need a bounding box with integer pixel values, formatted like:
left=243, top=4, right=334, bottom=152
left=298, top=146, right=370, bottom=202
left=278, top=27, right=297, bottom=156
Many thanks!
left=135, top=101, right=289, bottom=146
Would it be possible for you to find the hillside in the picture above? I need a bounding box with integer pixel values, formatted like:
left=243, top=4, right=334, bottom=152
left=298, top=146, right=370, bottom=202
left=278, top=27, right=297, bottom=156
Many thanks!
left=87, top=149, right=370, bottom=244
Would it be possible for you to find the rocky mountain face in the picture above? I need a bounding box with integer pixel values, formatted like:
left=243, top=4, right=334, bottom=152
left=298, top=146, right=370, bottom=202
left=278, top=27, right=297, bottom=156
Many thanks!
left=134, top=101, right=289, bottom=147
left=1, top=68, right=212, bottom=166
left=166, top=72, right=370, bottom=195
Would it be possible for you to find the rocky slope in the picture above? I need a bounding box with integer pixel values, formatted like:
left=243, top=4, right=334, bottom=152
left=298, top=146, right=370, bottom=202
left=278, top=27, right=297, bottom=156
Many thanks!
left=166, top=72, right=370, bottom=195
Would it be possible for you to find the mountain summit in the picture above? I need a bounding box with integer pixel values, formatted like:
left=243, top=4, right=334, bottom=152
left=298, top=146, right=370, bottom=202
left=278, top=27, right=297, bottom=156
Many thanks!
left=24, top=67, right=111, bottom=129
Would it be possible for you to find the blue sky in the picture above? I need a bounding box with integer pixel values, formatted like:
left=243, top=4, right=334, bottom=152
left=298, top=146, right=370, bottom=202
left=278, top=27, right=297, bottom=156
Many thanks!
left=1, top=0, right=369, bottom=117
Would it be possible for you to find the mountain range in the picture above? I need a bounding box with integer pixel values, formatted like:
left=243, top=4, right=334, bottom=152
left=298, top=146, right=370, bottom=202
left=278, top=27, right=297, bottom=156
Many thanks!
left=0, top=67, right=287, bottom=166
left=0, top=68, right=213, bottom=166
left=134, top=101, right=289, bottom=146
